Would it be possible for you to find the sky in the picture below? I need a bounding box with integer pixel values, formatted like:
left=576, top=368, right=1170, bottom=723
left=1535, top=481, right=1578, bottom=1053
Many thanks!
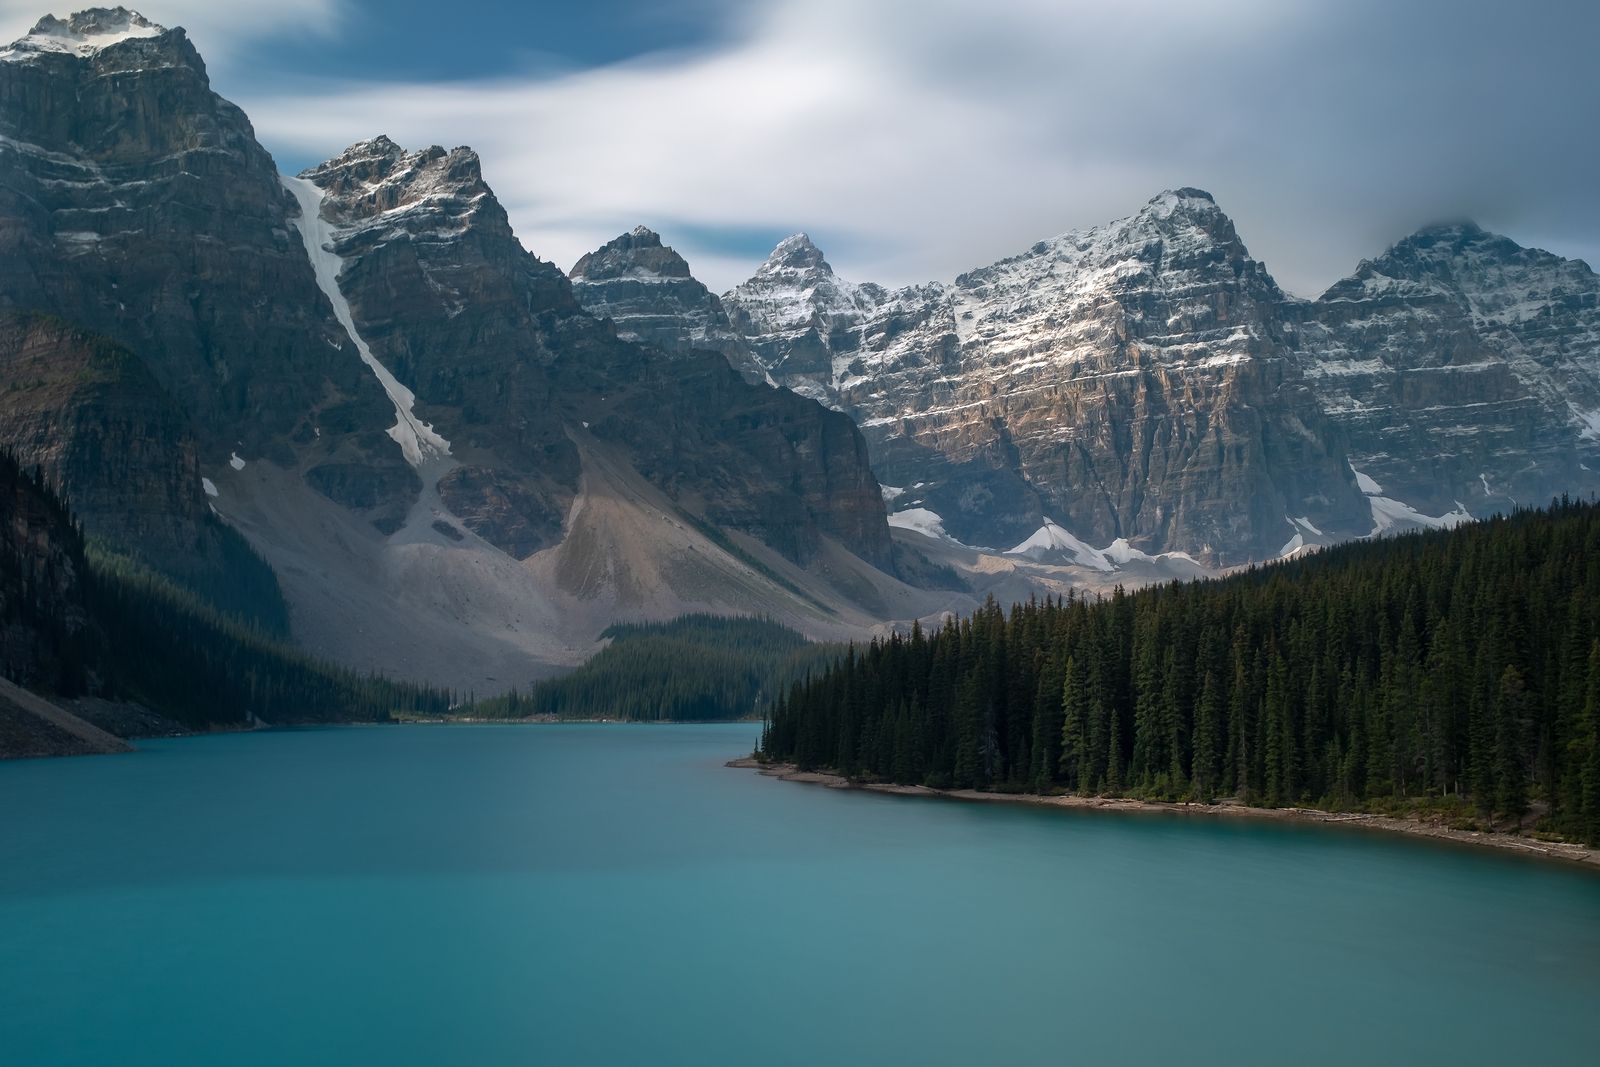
left=4, top=0, right=1598, bottom=295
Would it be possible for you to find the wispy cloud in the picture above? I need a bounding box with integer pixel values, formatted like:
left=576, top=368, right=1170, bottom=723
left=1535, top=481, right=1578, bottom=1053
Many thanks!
left=90, top=0, right=1600, bottom=295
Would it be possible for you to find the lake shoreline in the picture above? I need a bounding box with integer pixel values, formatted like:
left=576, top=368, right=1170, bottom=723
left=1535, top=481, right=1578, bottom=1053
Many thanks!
left=729, top=757, right=1600, bottom=871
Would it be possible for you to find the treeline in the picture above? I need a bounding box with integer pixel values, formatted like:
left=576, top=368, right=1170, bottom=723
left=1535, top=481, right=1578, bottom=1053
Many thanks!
left=761, top=498, right=1600, bottom=845
left=2, top=447, right=449, bottom=729
left=87, top=548, right=451, bottom=728
left=465, top=614, right=842, bottom=721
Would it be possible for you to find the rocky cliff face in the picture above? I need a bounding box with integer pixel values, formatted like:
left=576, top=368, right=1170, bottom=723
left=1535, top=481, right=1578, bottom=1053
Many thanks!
left=0, top=9, right=411, bottom=573
left=0, top=11, right=397, bottom=454
left=712, top=193, right=1600, bottom=566
left=722, top=191, right=1369, bottom=564
left=0, top=311, right=290, bottom=628
left=570, top=226, right=770, bottom=384
left=294, top=136, right=892, bottom=569
left=720, top=234, right=892, bottom=406
left=1299, top=223, right=1600, bottom=517
left=0, top=312, right=203, bottom=557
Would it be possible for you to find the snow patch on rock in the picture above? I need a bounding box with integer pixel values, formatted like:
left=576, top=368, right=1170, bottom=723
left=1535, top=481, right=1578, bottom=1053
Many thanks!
left=887, top=507, right=950, bottom=541
left=1008, top=518, right=1113, bottom=571
left=1349, top=463, right=1384, bottom=495
left=282, top=175, right=453, bottom=470
left=1, top=8, right=163, bottom=63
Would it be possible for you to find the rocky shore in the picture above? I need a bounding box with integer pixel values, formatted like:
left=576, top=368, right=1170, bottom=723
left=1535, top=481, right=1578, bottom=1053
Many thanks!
left=729, top=758, right=1600, bottom=871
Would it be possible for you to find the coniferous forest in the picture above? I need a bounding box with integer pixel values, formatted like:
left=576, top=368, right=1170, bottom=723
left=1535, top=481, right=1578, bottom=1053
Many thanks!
left=760, top=499, right=1600, bottom=845
left=86, top=548, right=451, bottom=728
left=1, top=449, right=449, bottom=731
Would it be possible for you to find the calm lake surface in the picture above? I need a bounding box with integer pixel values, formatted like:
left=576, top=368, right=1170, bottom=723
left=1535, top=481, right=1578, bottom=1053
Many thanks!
left=2, top=724, right=1597, bottom=1065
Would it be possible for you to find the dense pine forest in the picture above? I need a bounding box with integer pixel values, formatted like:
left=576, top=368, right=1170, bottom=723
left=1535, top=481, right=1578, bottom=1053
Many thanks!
left=463, top=615, right=842, bottom=721
left=1, top=449, right=448, bottom=731
left=761, top=499, right=1600, bottom=845
left=86, top=548, right=450, bottom=728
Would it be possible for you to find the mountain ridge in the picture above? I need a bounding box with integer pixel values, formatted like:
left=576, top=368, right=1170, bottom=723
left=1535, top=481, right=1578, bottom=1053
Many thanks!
left=689, top=189, right=1600, bottom=564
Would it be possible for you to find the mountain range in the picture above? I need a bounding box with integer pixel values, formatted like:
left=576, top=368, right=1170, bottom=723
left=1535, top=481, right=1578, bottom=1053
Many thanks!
left=3, top=9, right=1598, bottom=695
left=577, top=193, right=1600, bottom=568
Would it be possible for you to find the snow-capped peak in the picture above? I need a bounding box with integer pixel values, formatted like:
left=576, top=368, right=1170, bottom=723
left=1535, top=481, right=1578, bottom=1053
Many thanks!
left=1141, top=187, right=1218, bottom=217
left=315, top=136, right=408, bottom=176
left=760, top=233, right=830, bottom=274
left=2, top=8, right=164, bottom=62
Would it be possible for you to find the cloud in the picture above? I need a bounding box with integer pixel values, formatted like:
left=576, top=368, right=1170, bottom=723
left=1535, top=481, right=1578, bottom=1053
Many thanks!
left=0, top=1, right=343, bottom=66
left=227, top=0, right=1600, bottom=294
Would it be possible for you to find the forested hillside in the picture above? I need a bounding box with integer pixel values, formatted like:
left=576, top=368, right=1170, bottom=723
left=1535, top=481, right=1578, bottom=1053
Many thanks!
left=1, top=449, right=448, bottom=743
left=465, top=615, right=842, bottom=721
left=86, top=549, right=450, bottom=728
left=760, top=500, right=1600, bottom=844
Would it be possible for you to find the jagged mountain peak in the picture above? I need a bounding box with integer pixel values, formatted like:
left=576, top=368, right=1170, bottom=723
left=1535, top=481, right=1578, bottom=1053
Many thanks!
left=38, top=7, right=158, bottom=34
left=297, top=139, right=496, bottom=239
left=1141, top=186, right=1219, bottom=215
left=725, top=232, right=889, bottom=353
left=1127, top=185, right=1243, bottom=243
left=952, top=186, right=1267, bottom=304
left=760, top=233, right=831, bottom=275
left=571, top=226, right=692, bottom=281
left=1329, top=219, right=1598, bottom=320
left=304, top=138, right=481, bottom=185
left=3, top=7, right=169, bottom=62
left=331, top=134, right=407, bottom=163
left=568, top=226, right=777, bottom=383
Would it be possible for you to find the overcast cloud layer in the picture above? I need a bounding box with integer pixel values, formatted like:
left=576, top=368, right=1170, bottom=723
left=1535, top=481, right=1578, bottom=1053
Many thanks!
left=8, top=0, right=1598, bottom=295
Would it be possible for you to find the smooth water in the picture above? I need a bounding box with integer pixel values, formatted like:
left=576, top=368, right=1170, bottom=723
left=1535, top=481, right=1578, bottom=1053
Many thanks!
left=2, top=725, right=1597, bottom=1065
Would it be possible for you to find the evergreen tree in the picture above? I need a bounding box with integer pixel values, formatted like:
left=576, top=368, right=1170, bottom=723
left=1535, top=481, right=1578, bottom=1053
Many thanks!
left=1495, top=666, right=1530, bottom=825
left=755, top=498, right=1600, bottom=844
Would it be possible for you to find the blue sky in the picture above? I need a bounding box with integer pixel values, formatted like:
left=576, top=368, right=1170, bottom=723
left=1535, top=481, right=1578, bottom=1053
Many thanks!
left=5, top=0, right=1598, bottom=294
left=229, top=1, right=735, bottom=84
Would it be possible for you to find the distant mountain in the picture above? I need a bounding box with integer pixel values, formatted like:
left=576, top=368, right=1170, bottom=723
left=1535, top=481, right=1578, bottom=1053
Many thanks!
left=0, top=9, right=953, bottom=692
left=679, top=192, right=1600, bottom=566
left=570, top=226, right=771, bottom=385
left=1299, top=222, right=1600, bottom=519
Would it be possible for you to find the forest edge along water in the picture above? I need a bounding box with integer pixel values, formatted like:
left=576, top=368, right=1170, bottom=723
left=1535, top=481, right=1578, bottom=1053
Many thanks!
left=730, top=757, right=1600, bottom=871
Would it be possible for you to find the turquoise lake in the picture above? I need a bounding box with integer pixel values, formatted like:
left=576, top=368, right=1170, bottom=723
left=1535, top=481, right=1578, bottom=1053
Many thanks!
left=2, top=723, right=1598, bottom=1065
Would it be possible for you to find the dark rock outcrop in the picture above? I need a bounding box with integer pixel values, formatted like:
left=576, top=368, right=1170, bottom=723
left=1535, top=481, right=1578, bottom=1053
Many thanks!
left=0, top=311, right=289, bottom=629
left=0, top=10, right=413, bottom=521
left=571, top=226, right=771, bottom=384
